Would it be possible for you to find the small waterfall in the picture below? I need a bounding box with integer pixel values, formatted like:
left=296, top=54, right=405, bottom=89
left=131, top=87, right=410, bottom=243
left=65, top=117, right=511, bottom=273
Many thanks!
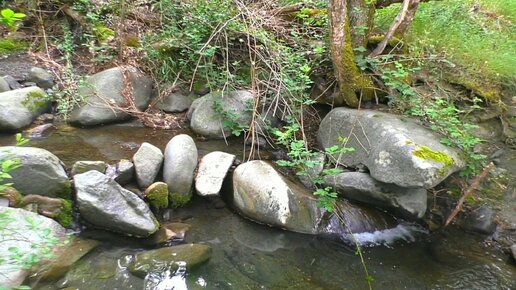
left=324, top=199, right=427, bottom=246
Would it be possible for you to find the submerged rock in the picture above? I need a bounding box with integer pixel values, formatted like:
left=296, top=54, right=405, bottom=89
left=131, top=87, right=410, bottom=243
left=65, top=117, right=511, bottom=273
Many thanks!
left=0, top=207, right=68, bottom=288
left=188, top=90, right=254, bottom=138
left=195, top=151, right=235, bottom=197
left=133, top=142, right=163, bottom=188
left=0, top=146, right=71, bottom=198
left=31, top=237, right=100, bottom=282
left=71, top=160, right=106, bottom=176
left=318, top=108, right=465, bottom=188
left=69, top=66, right=153, bottom=126
left=74, top=170, right=159, bottom=237
left=0, top=87, right=51, bottom=131
left=324, top=172, right=427, bottom=219
left=232, top=160, right=326, bottom=234
left=459, top=205, right=497, bottom=234
left=128, top=243, right=212, bottom=278
left=163, top=134, right=198, bottom=206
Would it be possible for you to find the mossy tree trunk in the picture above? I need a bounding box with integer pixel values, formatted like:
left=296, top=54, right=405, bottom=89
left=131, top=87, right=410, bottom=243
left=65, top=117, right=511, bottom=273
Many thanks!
left=329, top=0, right=375, bottom=108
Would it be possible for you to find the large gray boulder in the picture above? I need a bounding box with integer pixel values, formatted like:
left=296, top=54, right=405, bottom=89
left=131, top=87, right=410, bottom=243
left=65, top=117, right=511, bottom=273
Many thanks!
left=195, top=151, right=235, bottom=197
left=0, top=87, right=50, bottom=131
left=74, top=170, right=159, bottom=237
left=69, top=66, right=153, bottom=126
left=0, top=207, right=68, bottom=288
left=163, top=134, right=198, bottom=206
left=318, top=108, right=465, bottom=188
left=155, top=91, right=194, bottom=113
left=0, top=146, right=71, bottom=198
left=232, top=160, right=327, bottom=234
left=188, top=90, right=254, bottom=138
left=232, top=161, right=397, bottom=235
left=133, top=142, right=163, bottom=188
left=324, top=172, right=427, bottom=219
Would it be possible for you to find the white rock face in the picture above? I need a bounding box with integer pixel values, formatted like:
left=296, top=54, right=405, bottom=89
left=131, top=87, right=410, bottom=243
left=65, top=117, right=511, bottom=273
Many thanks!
left=195, top=151, right=235, bottom=196
left=232, top=160, right=325, bottom=234
left=133, top=142, right=163, bottom=188
left=163, top=134, right=198, bottom=200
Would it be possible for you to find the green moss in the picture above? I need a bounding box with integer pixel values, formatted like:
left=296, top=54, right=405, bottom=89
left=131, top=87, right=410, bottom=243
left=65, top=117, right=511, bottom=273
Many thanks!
left=22, top=90, right=49, bottom=112
left=56, top=181, right=72, bottom=200
left=169, top=192, right=192, bottom=208
left=0, top=38, right=28, bottom=55
left=146, top=186, right=169, bottom=210
left=413, top=144, right=455, bottom=175
left=55, top=199, right=73, bottom=227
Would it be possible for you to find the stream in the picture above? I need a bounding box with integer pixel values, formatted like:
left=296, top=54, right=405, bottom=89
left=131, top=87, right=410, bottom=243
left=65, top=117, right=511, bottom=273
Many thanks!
left=0, top=122, right=515, bottom=290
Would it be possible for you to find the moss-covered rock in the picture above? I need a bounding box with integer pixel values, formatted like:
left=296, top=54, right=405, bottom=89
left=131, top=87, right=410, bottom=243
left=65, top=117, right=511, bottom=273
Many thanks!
left=144, top=182, right=169, bottom=210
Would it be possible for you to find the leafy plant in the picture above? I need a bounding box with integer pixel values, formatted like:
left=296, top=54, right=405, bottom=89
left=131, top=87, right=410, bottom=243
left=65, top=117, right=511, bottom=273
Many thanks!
left=0, top=8, right=26, bottom=28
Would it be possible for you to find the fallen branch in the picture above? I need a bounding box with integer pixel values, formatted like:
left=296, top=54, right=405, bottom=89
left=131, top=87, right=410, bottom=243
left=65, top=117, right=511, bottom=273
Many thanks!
left=370, top=0, right=416, bottom=57
left=444, top=162, right=495, bottom=227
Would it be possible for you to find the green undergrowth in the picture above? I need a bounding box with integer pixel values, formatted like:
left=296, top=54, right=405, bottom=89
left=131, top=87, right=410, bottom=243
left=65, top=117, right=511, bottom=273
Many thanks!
left=375, top=0, right=516, bottom=87
left=0, top=38, right=28, bottom=54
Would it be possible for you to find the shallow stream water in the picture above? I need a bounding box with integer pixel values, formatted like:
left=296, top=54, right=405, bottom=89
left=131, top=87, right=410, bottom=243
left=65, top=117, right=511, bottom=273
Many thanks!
left=0, top=123, right=515, bottom=290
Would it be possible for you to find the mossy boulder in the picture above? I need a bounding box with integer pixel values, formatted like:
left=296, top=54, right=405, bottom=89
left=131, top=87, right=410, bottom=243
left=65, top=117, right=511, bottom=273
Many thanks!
left=0, top=87, right=51, bottom=131
left=19, top=195, right=74, bottom=227
left=318, top=108, right=465, bottom=188
left=144, top=182, right=169, bottom=210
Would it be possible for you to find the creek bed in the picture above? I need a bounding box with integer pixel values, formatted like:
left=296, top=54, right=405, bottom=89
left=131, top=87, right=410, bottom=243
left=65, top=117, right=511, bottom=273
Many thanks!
left=1, top=123, right=515, bottom=289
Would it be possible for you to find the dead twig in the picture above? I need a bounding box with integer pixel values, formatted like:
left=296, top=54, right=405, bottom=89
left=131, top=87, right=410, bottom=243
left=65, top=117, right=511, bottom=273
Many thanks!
left=444, top=162, right=495, bottom=227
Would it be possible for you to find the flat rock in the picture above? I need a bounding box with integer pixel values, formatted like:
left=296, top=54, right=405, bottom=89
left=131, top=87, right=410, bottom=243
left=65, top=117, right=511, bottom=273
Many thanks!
left=133, top=142, right=163, bottom=188
left=0, top=146, right=71, bottom=198
left=69, top=66, right=153, bottom=126
left=318, top=108, right=465, bottom=188
left=324, top=172, right=427, bottom=219
left=195, top=151, right=235, bottom=196
left=74, top=170, right=159, bottom=237
left=0, top=87, right=50, bottom=131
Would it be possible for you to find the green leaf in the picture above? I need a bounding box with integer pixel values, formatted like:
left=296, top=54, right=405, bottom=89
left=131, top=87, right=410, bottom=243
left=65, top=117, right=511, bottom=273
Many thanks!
left=1, top=9, right=15, bottom=19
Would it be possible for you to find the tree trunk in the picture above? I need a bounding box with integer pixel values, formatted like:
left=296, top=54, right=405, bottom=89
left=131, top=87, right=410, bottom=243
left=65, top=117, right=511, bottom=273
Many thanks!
left=329, top=0, right=374, bottom=107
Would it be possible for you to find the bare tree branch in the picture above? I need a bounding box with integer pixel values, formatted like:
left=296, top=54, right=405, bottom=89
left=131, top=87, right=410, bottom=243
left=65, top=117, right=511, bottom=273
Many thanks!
left=370, top=0, right=419, bottom=57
